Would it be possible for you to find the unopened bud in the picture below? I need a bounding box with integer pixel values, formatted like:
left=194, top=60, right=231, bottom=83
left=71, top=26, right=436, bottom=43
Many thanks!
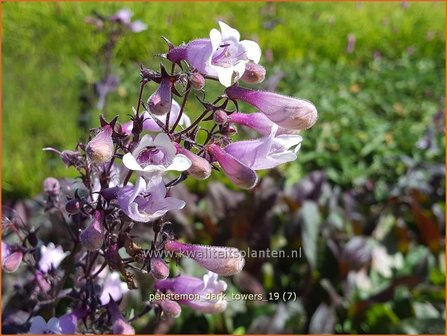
left=150, top=257, right=169, bottom=280
left=65, top=199, right=81, bottom=214
left=241, top=62, right=266, bottom=84
left=60, top=150, right=83, bottom=167
left=148, top=78, right=172, bottom=116
left=221, top=124, right=237, bottom=136
left=80, top=211, right=105, bottom=251
left=43, top=177, right=60, bottom=196
left=86, top=125, right=114, bottom=165
left=174, top=144, right=212, bottom=180
left=213, top=109, right=228, bottom=125
left=2, top=242, right=23, bottom=273
left=189, top=71, right=205, bottom=90
left=159, top=299, right=181, bottom=318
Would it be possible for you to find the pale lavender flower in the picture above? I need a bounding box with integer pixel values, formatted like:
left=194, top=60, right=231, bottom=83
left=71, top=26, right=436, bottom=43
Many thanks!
left=207, top=143, right=258, bottom=189
left=107, top=300, right=135, bottom=334
left=169, top=21, right=261, bottom=87
left=154, top=271, right=228, bottom=313
left=43, top=177, right=60, bottom=196
left=79, top=210, right=105, bottom=251
left=225, top=85, right=318, bottom=130
left=228, top=112, right=278, bottom=135
left=128, top=20, right=147, bottom=33
left=59, top=308, right=88, bottom=334
left=110, top=9, right=133, bottom=25
left=39, top=243, right=69, bottom=273
left=99, top=270, right=129, bottom=305
left=86, top=125, right=114, bottom=165
left=2, top=241, right=23, bottom=273
left=224, top=124, right=302, bottom=170
left=29, top=316, right=62, bottom=334
left=120, top=100, right=191, bottom=135
left=346, top=33, right=356, bottom=53
left=122, top=133, right=191, bottom=176
left=117, top=176, right=186, bottom=222
left=164, top=240, right=245, bottom=276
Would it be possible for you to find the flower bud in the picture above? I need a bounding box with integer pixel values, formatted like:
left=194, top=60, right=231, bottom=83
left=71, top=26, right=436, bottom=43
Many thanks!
left=213, top=109, right=228, bottom=125
left=2, top=242, right=23, bottom=273
left=159, top=299, right=181, bottom=318
left=221, top=124, right=237, bottom=137
left=150, top=257, right=169, bottom=280
left=65, top=199, right=81, bottom=214
left=43, top=177, right=60, bottom=196
left=226, top=86, right=317, bottom=130
left=80, top=211, right=105, bottom=251
left=241, top=62, right=266, bottom=84
left=148, top=78, right=172, bottom=116
left=165, top=240, right=245, bottom=276
left=86, top=125, right=114, bottom=165
left=174, top=144, right=212, bottom=180
left=207, top=143, right=257, bottom=189
left=189, top=71, right=205, bottom=90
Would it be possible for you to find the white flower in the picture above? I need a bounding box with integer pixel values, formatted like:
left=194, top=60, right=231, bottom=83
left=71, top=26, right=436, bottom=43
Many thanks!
left=29, top=316, right=62, bottom=334
left=122, top=133, right=191, bottom=177
left=207, top=21, right=261, bottom=87
left=99, top=271, right=129, bottom=305
left=39, top=243, right=69, bottom=273
left=371, top=246, right=404, bottom=277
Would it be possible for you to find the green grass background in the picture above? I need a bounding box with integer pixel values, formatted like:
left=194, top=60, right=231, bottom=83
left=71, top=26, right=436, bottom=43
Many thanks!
left=2, top=1, right=445, bottom=199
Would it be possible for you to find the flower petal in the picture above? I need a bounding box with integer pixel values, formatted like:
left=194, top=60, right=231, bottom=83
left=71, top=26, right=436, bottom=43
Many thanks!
left=209, top=28, right=222, bottom=50
left=218, top=21, right=240, bottom=42
left=29, top=316, right=47, bottom=334
left=240, top=40, right=262, bottom=63
left=214, top=66, right=235, bottom=88
left=122, top=153, right=143, bottom=172
left=166, top=154, right=192, bottom=172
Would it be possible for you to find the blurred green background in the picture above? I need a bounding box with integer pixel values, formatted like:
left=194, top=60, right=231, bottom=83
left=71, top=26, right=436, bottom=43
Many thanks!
left=2, top=2, right=446, bottom=334
left=2, top=1, right=445, bottom=199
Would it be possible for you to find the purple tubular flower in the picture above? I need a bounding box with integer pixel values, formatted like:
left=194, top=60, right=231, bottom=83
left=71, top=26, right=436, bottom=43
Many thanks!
left=107, top=300, right=135, bottom=335
left=99, top=271, right=129, bottom=305
left=86, top=125, right=114, bottom=165
left=2, top=241, right=23, bottom=273
left=148, top=77, right=173, bottom=116
left=154, top=271, right=228, bottom=314
left=224, top=125, right=302, bottom=170
left=207, top=143, right=258, bottom=189
left=174, top=144, right=212, bottom=180
left=225, top=85, right=317, bottom=130
left=228, top=112, right=278, bottom=135
left=79, top=210, right=105, bottom=251
left=164, top=240, right=245, bottom=276
left=117, top=176, right=185, bottom=222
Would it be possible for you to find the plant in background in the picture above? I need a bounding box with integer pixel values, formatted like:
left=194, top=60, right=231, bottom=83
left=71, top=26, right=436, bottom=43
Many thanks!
left=1, top=18, right=317, bottom=334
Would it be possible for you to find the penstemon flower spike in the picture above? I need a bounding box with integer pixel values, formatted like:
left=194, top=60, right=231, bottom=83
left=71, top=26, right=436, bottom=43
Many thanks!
left=14, top=18, right=317, bottom=334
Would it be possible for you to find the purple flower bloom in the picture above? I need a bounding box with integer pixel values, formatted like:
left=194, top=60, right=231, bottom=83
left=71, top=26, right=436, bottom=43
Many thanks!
left=224, top=124, right=302, bottom=170
left=79, top=210, right=105, bottom=251
left=228, top=112, right=278, bottom=135
left=157, top=299, right=182, bottom=318
left=120, top=100, right=191, bottom=135
left=86, top=125, right=114, bottom=165
left=107, top=300, right=135, bottom=335
left=29, top=316, right=62, bottom=334
left=122, top=133, right=191, bottom=176
left=346, top=33, right=356, bottom=54
left=117, top=176, right=186, bottom=222
left=154, top=271, right=228, bottom=314
left=110, top=9, right=133, bottom=25
left=2, top=241, right=23, bottom=273
left=241, top=62, right=266, bottom=84
left=39, top=243, right=69, bottom=273
left=170, top=21, right=261, bottom=87
left=43, top=177, right=60, bottom=196
left=59, top=308, right=88, bottom=334
left=150, top=256, right=170, bottom=280
left=225, top=85, right=318, bottom=130
left=164, top=240, right=245, bottom=276
left=99, top=270, right=129, bottom=305
left=207, top=143, right=258, bottom=189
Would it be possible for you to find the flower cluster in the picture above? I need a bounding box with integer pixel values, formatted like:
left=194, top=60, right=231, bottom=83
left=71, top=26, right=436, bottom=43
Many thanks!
left=2, top=20, right=316, bottom=334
